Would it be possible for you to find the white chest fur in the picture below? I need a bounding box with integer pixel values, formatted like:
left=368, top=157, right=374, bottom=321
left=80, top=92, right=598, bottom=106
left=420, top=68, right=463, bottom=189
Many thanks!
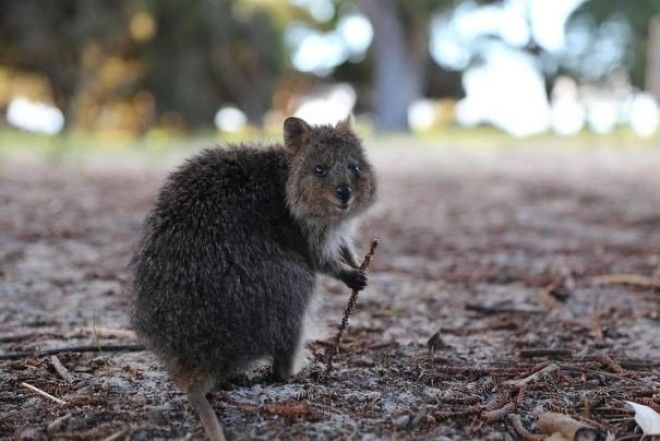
left=322, top=219, right=358, bottom=260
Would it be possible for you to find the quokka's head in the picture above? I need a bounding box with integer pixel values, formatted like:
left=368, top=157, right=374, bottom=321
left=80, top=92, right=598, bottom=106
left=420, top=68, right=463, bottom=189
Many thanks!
left=284, top=116, right=377, bottom=224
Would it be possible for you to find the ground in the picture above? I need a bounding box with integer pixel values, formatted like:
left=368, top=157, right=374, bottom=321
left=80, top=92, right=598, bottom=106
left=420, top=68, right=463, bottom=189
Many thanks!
left=0, top=141, right=659, bottom=440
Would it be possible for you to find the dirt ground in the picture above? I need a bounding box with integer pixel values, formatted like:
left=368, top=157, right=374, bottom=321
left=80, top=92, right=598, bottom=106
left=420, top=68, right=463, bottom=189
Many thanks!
left=1, top=142, right=659, bottom=440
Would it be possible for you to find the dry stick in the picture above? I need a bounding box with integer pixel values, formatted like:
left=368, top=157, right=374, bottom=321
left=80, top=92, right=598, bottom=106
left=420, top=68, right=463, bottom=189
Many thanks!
left=465, top=304, right=545, bottom=315
left=0, top=327, right=137, bottom=343
left=507, top=414, right=543, bottom=441
left=74, top=326, right=137, bottom=339
left=589, top=273, right=660, bottom=289
left=0, top=332, right=37, bottom=343
left=0, top=343, right=145, bottom=361
left=50, top=355, right=75, bottom=383
left=593, top=354, right=626, bottom=375
left=47, top=412, right=72, bottom=434
left=100, top=428, right=130, bottom=441
left=20, top=382, right=67, bottom=405
left=482, top=403, right=516, bottom=422
left=519, top=348, right=572, bottom=359
left=324, top=239, right=379, bottom=376
left=505, top=363, right=560, bottom=388
left=590, top=294, right=604, bottom=343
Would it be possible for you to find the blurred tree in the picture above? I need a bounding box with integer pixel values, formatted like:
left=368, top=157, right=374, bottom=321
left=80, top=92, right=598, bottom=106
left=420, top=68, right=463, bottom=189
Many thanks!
left=358, top=0, right=455, bottom=131
left=6, top=0, right=616, bottom=134
left=567, top=0, right=660, bottom=90
left=143, top=0, right=288, bottom=126
left=0, top=0, right=131, bottom=129
left=0, top=0, right=289, bottom=130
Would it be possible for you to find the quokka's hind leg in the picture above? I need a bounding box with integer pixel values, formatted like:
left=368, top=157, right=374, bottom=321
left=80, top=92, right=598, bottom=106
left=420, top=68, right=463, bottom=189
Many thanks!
left=273, top=343, right=297, bottom=382
left=273, top=299, right=319, bottom=381
left=173, top=369, right=226, bottom=441
left=273, top=323, right=307, bottom=382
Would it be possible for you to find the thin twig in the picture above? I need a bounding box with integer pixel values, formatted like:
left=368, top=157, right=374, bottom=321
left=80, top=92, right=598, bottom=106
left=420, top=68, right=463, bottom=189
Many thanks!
left=589, top=273, right=660, bottom=290
left=505, top=363, right=559, bottom=388
left=593, top=354, right=626, bottom=375
left=20, top=382, right=67, bottom=405
left=324, top=239, right=379, bottom=376
left=590, top=294, right=604, bottom=343
left=100, top=427, right=130, bottom=441
left=0, top=332, right=37, bottom=343
left=50, top=355, right=75, bottom=383
left=507, top=414, right=543, bottom=441
left=482, top=403, right=515, bottom=422
left=74, top=326, right=137, bottom=340
left=47, top=412, right=72, bottom=433
left=519, top=348, right=572, bottom=359
left=465, top=304, right=545, bottom=315
left=0, top=344, right=145, bottom=361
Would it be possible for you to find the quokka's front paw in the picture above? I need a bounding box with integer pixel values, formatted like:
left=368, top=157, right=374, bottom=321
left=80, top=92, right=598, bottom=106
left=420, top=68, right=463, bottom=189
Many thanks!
left=342, top=269, right=368, bottom=291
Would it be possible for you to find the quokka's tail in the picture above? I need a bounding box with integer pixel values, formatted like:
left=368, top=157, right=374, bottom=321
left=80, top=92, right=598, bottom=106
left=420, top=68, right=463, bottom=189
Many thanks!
left=186, top=388, right=226, bottom=441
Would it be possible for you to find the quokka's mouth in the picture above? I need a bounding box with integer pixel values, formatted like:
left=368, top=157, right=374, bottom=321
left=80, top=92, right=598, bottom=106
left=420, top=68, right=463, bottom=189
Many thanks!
left=330, top=200, right=351, bottom=211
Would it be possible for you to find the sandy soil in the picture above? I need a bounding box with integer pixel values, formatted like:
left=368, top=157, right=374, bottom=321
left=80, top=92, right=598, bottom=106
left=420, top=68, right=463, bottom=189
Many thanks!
left=1, top=143, right=659, bottom=440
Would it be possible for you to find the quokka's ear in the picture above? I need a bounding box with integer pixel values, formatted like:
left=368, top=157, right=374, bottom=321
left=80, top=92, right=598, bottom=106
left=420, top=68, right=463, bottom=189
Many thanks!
left=284, top=116, right=311, bottom=154
left=336, top=115, right=353, bottom=132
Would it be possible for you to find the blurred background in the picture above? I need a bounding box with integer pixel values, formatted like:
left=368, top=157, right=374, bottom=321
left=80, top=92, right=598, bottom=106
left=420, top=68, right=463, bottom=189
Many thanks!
left=2, top=0, right=660, bottom=145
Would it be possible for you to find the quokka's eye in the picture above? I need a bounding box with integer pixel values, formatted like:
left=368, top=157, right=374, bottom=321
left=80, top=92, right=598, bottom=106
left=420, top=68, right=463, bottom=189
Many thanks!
left=349, top=163, right=361, bottom=174
left=313, top=165, right=327, bottom=177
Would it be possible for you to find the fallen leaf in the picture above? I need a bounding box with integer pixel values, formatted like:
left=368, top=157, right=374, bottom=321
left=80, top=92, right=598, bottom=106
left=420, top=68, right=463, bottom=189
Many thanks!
left=626, top=401, right=660, bottom=435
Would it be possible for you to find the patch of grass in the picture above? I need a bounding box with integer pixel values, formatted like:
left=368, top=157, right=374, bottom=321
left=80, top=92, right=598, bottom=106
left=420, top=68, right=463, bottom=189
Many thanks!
left=1, top=125, right=658, bottom=170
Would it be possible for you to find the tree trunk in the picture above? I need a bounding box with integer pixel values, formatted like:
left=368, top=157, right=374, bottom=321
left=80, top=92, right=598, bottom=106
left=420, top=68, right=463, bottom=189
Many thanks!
left=360, top=0, right=425, bottom=131
left=646, top=16, right=660, bottom=100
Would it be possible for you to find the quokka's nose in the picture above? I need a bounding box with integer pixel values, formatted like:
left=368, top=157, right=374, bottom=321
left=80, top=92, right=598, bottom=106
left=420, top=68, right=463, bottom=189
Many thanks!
left=336, top=184, right=352, bottom=203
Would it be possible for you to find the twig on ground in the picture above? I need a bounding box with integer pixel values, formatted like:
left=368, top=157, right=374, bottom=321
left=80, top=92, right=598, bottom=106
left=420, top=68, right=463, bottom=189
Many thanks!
left=47, top=412, right=72, bottom=433
left=0, top=343, right=145, bottom=361
left=589, top=273, right=660, bottom=290
left=0, top=327, right=137, bottom=343
left=519, top=348, right=573, bottom=359
left=482, top=403, right=516, bottom=422
left=324, top=239, right=379, bottom=376
left=507, top=414, right=543, bottom=441
left=465, top=304, right=545, bottom=316
left=559, top=364, right=642, bottom=383
left=505, top=363, right=559, bottom=388
left=100, top=427, right=130, bottom=441
left=590, top=295, right=604, bottom=343
left=50, top=355, right=75, bottom=383
left=20, top=382, right=67, bottom=405
left=592, top=354, right=626, bottom=375
left=74, top=326, right=137, bottom=339
left=618, top=359, right=660, bottom=370
left=0, top=332, right=37, bottom=343
left=440, top=315, right=519, bottom=336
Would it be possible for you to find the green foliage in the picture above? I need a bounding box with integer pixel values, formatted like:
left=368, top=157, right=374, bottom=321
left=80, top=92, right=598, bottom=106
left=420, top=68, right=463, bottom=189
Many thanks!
left=568, top=0, right=660, bottom=86
left=0, top=0, right=289, bottom=129
left=2, top=0, right=659, bottom=133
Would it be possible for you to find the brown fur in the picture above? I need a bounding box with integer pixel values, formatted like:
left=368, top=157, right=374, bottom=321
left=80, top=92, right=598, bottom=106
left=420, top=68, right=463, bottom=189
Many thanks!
left=130, top=116, right=377, bottom=440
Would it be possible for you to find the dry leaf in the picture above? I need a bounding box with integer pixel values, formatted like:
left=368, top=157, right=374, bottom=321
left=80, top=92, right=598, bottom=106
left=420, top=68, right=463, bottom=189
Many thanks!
left=626, top=401, right=660, bottom=435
